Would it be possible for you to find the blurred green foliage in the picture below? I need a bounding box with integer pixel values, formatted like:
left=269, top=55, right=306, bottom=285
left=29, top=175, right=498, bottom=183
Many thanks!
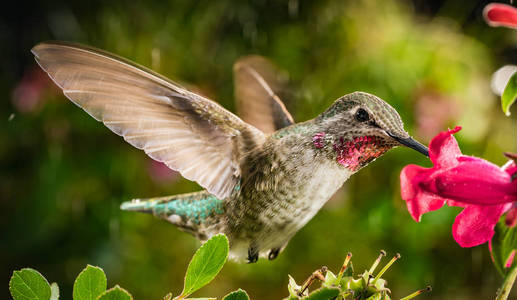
left=2, top=0, right=517, bottom=299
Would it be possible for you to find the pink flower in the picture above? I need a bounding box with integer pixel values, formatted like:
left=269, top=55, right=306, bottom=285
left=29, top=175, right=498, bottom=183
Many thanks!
left=483, top=3, right=517, bottom=29
left=11, top=67, right=53, bottom=113
left=147, top=159, right=179, bottom=184
left=400, top=126, right=517, bottom=247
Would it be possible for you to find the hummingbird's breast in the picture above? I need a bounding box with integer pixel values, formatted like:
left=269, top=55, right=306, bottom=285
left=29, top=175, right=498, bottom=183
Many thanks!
left=224, top=133, right=352, bottom=260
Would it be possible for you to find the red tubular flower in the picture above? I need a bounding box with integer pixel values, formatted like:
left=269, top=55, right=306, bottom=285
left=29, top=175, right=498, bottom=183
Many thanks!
left=401, top=127, right=517, bottom=247
left=484, top=3, right=517, bottom=29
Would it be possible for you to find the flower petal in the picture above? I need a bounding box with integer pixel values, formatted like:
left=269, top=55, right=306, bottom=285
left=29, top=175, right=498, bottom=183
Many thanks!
left=452, top=204, right=508, bottom=247
left=431, top=158, right=517, bottom=205
left=401, top=164, right=445, bottom=221
left=483, top=3, right=517, bottom=29
left=429, top=126, right=462, bottom=168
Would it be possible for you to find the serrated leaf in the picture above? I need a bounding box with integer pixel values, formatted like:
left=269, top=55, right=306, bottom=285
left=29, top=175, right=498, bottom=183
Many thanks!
left=50, top=283, right=59, bottom=300
left=491, top=221, right=517, bottom=275
left=304, top=287, right=340, bottom=300
left=346, top=277, right=363, bottom=291
left=321, top=271, right=337, bottom=287
left=502, top=72, right=517, bottom=116
left=73, top=265, right=107, bottom=300
left=222, top=289, right=250, bottom=300
left=180, top=234, right=229, bottom=297
left=287, top=275, right=303, bottom=298
left=9, top=268, right=51, bottom=300
left=373, top=278, right=387, bottom=290
left=96, top=286, right=132, bottom=300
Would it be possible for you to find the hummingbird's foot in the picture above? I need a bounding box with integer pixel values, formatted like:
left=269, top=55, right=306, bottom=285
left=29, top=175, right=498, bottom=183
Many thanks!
left=268, top=248, right=280, bottom=260
left=247, top=245, right=259, bottom=263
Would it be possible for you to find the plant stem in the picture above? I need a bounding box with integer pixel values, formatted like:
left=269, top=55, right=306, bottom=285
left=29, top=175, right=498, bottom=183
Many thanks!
left=496, top=265, right=517, bottom=300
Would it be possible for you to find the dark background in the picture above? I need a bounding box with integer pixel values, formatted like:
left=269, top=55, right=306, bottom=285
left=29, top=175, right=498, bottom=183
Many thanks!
left=2, top=0, right=517, bottom=299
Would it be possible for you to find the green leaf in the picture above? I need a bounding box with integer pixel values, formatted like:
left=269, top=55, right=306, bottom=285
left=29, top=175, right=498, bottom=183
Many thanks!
left=491, top=221, right=517, bottom=276
left=9, top=268, right=51, bottom=300
left=287, top=275, right=303, bottom=298
left=365, top=294, right=382, bottom=300
left=345, top=277, right=363, bottom=291
left=222, top=289, right=250, bottom=300
left=321, top=271, right=337, bottom=287
left=73, top=265, right=107, bottom=300
left=373, top=278, right=388, bottom=291
left=96, top=286, right=132, bottom=300
left=50, top=283, right=59, bottom=300
left=305, top=287, right=340, bottom=300
left=343, top=261, right=354, bottom=277
left=502, top=72, right=517, bottom=116
left=180, top=234, right=229, bottom=298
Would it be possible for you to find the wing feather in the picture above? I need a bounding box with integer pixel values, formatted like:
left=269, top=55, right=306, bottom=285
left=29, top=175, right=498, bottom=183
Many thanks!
left=32, top=41, right=264, bottom=199
left=233, top=55, right=294, bottom=133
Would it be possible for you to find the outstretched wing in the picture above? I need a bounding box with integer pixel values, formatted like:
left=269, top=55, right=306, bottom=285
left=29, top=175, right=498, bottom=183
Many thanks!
left=233, top=55, right=294, bottom=134
left=32, top=41, right=265, bottom=199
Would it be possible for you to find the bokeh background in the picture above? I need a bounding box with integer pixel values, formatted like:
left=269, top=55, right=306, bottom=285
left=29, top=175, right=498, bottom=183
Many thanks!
left=2, top=0, right=517, bottom=298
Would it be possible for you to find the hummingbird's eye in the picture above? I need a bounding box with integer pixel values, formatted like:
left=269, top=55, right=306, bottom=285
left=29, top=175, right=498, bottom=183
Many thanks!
left=355, top=108, right=369, bottom=122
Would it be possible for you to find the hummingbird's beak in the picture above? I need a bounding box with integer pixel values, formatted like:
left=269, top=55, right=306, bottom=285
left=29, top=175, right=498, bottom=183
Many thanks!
left=386, top=132, right=429, bottom=157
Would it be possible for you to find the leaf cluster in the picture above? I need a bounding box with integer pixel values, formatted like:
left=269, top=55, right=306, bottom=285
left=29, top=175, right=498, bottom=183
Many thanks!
left=284, top=252, right=430, bottom=300
left=9, top=265, right=130, bottom=300
left=9, top=234, right=248, bottom=300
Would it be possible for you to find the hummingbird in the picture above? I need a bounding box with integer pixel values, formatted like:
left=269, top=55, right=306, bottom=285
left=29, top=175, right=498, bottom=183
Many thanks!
left=32, top=41, right=429, bottom=263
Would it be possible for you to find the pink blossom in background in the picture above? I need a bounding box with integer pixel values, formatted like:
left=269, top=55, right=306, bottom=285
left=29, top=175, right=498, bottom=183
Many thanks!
left=147, top=159, right=179, bottom=184
left=483, top=3, right=517, bottom=29
left=400, top=127, right=517, bottom=248
left=11, top=67, right=54, bottom=113
left=414, top=88, right=458, bottom=141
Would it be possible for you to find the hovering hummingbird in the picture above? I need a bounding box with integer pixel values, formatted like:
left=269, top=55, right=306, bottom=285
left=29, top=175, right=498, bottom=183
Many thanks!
left=32, top=42, right=428, bottom=263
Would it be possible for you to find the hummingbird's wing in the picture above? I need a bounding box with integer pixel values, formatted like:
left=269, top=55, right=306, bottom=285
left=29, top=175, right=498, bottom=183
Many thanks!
left=233, top=56, right=294, bottom=134
left=32, top=41, right=265, bottom=200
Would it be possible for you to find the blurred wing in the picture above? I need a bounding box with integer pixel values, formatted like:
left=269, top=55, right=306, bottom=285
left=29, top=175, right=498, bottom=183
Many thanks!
left=32, top=41, right=265, bottom=199
left=233, top=55, right=294, bottom=134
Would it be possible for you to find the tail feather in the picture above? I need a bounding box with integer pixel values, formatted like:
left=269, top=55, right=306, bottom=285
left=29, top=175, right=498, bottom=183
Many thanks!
left=120, top=191, right=225, bottom=240
left=120, top=195, right=178, bottom=213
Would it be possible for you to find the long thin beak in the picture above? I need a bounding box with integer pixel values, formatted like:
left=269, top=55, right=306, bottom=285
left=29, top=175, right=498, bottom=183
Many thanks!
left=387, top=132, right=429, bottom=157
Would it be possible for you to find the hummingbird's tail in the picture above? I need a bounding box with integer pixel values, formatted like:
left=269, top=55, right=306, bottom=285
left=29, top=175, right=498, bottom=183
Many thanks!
left=120, top=191, right=225, bottom=240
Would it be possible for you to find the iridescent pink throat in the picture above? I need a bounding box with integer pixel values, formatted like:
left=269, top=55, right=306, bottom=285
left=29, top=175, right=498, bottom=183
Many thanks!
left=313, top=133, right=389, bottom=171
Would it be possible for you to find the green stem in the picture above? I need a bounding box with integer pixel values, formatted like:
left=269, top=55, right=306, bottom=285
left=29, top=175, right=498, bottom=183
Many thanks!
left=496, top=265, right=517, bottom=300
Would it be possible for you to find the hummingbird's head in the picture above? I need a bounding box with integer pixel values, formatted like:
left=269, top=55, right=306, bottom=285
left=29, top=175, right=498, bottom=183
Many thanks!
left=315, top=91, right=428, bottom=171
